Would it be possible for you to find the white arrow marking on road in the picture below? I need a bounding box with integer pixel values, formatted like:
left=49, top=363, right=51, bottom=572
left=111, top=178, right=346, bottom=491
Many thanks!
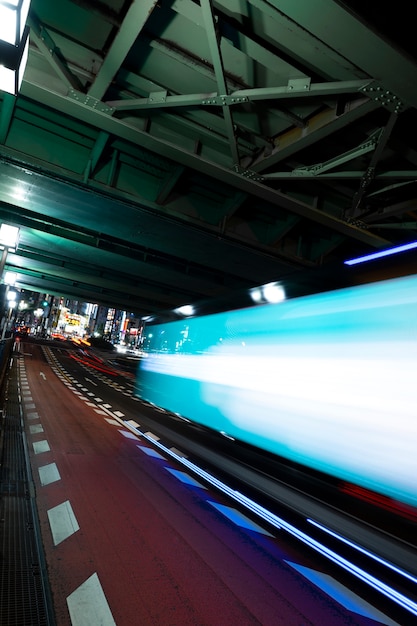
left=40, top=372, right=46, bottom=379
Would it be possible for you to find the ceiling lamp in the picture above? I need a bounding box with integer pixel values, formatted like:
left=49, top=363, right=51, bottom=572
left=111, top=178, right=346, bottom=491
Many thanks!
left=0, top=223, right=20, bottom=251
left=0, top=0, right=31, bottom=95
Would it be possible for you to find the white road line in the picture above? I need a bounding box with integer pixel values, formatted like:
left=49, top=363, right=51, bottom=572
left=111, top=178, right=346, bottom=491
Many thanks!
left=208, top=501, right=274, bottom=537
left=27, top=411, right=39, bottom=420
left=165, top=468, right=206, bottom=488
left=137, top=445, right=165, bottom=459
left=118, top=429, right=139, bottom=439
left=286, top=562, right=400, bottom=626
left=38, top=462, right=61, bottom=486
left=144, top=431, right=159, bottom=441
left=29, top=424, right=44, bottom=434
left=169, top=447, right=188, bottom=458
left=33, top=440, right=51, bottom=454
left=67, top=573, right=116, bottom=626
left=48, top=500, right=80, bottom=546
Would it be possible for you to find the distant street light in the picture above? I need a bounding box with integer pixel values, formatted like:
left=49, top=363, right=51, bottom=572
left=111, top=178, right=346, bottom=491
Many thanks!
left=0, top=225, right=20, bottom=339
left=1, top=288, right=17, bottom=339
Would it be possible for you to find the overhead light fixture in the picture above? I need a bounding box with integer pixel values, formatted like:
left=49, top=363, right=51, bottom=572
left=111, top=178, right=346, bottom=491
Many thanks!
left=4, top=270, right=17, bottom=285
left=6, top=289, right=16, bottom=304
left=344, top=240, right=417, bottom=266
left=0, top=0, right=31, bottom=96
left=0, top=223, right=20, bottom=281
left=0, top=223, right=20, bottom=251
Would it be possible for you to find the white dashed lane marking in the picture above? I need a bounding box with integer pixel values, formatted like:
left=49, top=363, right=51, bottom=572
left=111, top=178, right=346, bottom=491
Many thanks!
left=47, top=500, right=80, bottom=546
left=137, top=445, right=165, bottom=459
left=208, top=501, right=274, bottom=537
left=166, top=468, right=207, bottom=488
left=29, top=424, right=44, bottom=434
left=118, top=429, right=138, bottom=440
left=67, top=573, right=116, bottom=626
left=38, top=462, right=61, bottom=486
left=286, top=562, right=400, bottom=626
left=33, top=440, right=51, bottom=454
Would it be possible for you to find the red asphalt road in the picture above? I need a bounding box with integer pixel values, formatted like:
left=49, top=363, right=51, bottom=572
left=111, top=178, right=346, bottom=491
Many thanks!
left=22, top=344, right=380, bottom=626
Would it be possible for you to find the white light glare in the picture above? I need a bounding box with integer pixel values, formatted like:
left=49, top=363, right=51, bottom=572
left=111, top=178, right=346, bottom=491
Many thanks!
left=345, top=240, right=417, bottom=266
left=264, top=282, right=286, bottom=303
left=220, top=431, right=235, bottom=440
left=0, top=223, right=20, bottom=250
left=4, top=271, right=17, bottom=285
left=175, top=304, right=195, bottom=316
left=250, top=281, right=285, bottom=304
left=127, top=422, right=417, bottom=619
left=6, top=290, right=17, bottom=303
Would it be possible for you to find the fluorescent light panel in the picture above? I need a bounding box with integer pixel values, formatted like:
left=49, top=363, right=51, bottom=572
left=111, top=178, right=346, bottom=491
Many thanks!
left=0, top=223, right=20, bottom=250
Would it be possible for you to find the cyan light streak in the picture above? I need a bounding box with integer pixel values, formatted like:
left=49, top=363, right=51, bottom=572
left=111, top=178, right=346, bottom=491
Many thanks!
left=139, top=273, right=417, bottom=508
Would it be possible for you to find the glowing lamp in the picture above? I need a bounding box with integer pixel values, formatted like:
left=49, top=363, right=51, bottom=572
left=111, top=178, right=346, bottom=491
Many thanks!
left=0, top=223, right=20, bottom=251
left=6, top=289, right=16, bottom=304
left=4, top=271, right=17, bottom=285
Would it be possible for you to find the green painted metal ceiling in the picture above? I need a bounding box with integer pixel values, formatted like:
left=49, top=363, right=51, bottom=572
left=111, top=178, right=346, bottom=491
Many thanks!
left=1, top=0, right=416, bottom=314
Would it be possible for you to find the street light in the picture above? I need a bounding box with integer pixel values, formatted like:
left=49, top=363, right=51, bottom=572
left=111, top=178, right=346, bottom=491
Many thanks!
left=0, top=224, right=20, bottom=339
left=0, top=223, right=20, bottom=278
left=3, top=270, right=17, bottom=286
left=1, top=287, right=17, bottom=339
left=0, top=0, right=31, bottom=95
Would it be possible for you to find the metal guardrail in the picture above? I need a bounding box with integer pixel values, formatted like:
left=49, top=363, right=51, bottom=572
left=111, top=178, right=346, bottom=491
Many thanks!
left=0, top=338, right=13, bottom=399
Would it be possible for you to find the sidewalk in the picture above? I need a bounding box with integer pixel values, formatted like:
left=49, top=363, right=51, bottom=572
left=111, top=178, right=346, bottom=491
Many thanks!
left=0, top=349, right=55, bottom=626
